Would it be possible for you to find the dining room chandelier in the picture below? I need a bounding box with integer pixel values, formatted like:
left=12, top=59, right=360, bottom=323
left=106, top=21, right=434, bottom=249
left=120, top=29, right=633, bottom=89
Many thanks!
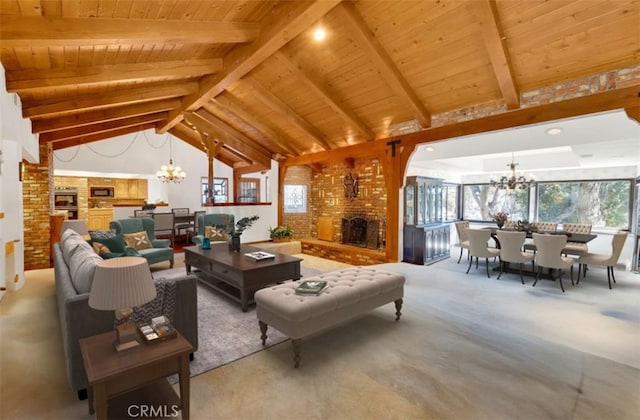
left=156, top=136, right=186, bottom=183
left=490, top=155, right=534, bottom=190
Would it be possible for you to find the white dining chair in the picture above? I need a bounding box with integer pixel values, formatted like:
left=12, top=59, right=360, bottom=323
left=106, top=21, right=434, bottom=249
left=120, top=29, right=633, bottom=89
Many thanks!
left=466, top=229, right=500, bottom=278
left=532, top=233, right=576, bottom=293
left=577, top=232, right=627, bottom=289
left=561, top=223, right=592, bottom=256
left=454, top=221, right=470, bottom=264
left=496, top=230, right=534, bottom=284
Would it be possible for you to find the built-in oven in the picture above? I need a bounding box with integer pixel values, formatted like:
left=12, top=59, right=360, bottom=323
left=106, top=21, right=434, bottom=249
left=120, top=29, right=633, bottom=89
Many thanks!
left=90, top=187, right=115, bottom=198
left=54, top=187, right=78, bottom=220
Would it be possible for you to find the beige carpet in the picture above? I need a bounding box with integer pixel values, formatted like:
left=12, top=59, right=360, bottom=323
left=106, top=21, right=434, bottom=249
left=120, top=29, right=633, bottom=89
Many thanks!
left=2, top=251, right=639, bottom=419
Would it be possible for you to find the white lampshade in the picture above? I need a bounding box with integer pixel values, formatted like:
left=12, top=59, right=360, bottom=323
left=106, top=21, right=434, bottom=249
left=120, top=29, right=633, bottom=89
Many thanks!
left=61, top=219, right=89, bottom=238
left=89, top=257, right=157, bottom=311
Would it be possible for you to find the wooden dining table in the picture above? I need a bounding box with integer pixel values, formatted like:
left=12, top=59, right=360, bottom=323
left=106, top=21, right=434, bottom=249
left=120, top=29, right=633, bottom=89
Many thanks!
left=485, top=227, right=597, bottom=248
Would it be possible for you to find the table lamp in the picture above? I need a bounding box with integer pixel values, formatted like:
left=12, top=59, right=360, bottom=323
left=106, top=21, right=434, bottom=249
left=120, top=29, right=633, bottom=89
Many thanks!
left=88, top=257, right=157, bottom=352
left=61, top=219, right=89, bottom=239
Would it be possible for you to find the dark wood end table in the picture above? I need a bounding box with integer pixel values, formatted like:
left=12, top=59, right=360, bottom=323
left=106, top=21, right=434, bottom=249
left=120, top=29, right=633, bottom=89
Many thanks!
left=79, top=329, right=193, bottom=419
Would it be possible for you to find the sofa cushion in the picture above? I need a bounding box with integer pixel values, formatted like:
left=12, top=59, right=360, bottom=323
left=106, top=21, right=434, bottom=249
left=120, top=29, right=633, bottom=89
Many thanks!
left=90, top=232, right=126, bottom=254
left=123, top=231, right=152, bottom=250
left=92, top=242, right=111, bottom=255
left=67, top=240, right=103, bottom=294
left=61, top=229, right=90, bottom=265
left=205, top=226, right=229, bottom=241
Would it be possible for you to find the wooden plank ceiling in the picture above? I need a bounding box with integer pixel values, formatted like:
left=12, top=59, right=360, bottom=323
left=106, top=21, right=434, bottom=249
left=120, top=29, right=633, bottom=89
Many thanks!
left=1, top=0, right=638, bottom=172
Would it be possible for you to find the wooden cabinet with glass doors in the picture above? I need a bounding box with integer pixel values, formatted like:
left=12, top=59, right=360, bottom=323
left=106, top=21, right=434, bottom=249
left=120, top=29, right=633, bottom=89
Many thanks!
left=403, top=176, right=450, bottom=265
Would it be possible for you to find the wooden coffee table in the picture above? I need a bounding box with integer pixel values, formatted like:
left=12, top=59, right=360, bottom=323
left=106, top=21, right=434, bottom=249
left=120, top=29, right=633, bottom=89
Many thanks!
left=184, top=243, right=302, bottom=311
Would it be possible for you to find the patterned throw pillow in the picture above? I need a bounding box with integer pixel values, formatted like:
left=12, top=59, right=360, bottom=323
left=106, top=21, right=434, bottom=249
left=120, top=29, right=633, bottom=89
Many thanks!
left=88, top=229, right=117, bottom=239
left=123, top=231, right=152, bottom=250
left=205, top=226, right=229, bottom=241
left=90, top=231, right=126, bottom=254
left=92, top=242, right=111, bottom=255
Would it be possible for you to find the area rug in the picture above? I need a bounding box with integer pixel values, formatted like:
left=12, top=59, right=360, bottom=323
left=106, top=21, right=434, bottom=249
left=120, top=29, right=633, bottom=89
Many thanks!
left=155, top=266, right=326, bottom=379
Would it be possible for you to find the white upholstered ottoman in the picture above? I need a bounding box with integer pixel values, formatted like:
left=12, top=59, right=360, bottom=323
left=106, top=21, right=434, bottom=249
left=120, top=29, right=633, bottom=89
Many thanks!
left=254, top=267, right=405, bottom=367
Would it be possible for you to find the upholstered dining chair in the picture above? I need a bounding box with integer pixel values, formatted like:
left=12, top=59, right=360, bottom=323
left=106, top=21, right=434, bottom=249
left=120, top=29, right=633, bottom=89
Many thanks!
left=577, top=232, right=627, bottom=289
left=496, top=230, right=534, bottom=284
left=561, top=223, right=592, bottom=256
left=503, top=220, right=518, bottom=230
left=523, top=221, right=558, bottom=254
left=466, top=228, right=500, bottom=278
left=454, top=221, right=470, bottom=264
left=134, top=209, right=154, bottom=218
left=172, top=208, right=193, bottom=241
left=152, top=212, right=175, bottom=246
left=531, top=233, right=576, bottom=293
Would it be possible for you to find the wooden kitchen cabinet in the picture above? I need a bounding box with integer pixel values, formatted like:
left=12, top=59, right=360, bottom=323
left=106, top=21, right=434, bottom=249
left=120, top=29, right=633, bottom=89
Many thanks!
left=88, top=209, right=113, bottom=231
left=115, top=179, right=147, bottom=199
left=115, top=179, right=129, bottom=199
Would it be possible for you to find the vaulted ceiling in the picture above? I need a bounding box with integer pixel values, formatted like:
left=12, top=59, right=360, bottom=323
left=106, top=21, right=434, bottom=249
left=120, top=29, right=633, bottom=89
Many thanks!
left=1, top=0, right=639, bottom=173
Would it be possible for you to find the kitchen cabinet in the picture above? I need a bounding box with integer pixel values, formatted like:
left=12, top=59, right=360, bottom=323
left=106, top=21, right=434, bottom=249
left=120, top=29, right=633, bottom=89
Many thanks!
left=115, top=179, right=129, bottom=198
left=115, top=179, right=148, bottom=199
left=87, top=209, right=113, bottom=231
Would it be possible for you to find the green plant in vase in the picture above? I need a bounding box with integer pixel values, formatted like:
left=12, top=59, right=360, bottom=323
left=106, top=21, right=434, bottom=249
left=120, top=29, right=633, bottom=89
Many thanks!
left=228, top=215, right=259, bottom=251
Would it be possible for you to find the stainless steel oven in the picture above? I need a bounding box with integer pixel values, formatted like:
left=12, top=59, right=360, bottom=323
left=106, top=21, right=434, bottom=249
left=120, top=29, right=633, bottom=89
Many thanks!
left=54, top=187, right=79, bottom=220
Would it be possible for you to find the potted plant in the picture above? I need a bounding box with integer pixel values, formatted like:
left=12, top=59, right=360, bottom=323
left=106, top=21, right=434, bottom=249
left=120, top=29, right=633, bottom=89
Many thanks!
left=228, top=215, right=259, bottom=252
left=268, top=225, right=294, bottom=242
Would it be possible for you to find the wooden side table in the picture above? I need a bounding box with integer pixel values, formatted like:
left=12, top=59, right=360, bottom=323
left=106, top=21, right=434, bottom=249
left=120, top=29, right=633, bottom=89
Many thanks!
left=79, top=330, right=193, bottom=420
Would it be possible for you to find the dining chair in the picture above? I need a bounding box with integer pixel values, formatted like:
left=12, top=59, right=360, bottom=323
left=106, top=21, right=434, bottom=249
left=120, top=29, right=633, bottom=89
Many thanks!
left=577, top=232, right=627, bottom=289
left=522, top=221, right=558, bottom=254
left=496, top=230, right=534, bottom=284
left=531, top=233, right=576, bottom=293
left=172, top=208, right=192, bottom=241
left=134, top=209, right=154, bottom=218
left=561, top=223, right=592, bottom=257
left=454, top=221, right=470, bottom=264
left=152, top=212, right=175, bottom=246
left=466, top=229, right=500, bottom=278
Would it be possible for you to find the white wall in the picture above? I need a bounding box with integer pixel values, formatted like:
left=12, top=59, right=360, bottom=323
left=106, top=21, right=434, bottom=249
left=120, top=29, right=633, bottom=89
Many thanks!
left=0, top=63, right=36, bottom=293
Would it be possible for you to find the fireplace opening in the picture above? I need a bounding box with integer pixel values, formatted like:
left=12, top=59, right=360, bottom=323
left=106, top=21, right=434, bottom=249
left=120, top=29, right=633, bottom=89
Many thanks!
left=341, top=216, right=379, bottom=249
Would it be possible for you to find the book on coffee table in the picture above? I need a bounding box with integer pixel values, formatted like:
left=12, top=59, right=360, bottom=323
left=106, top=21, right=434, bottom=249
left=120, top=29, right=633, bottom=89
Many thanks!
left=295, top=280, right=328, bottom=295
left=245, top=251, right=276, bottom=261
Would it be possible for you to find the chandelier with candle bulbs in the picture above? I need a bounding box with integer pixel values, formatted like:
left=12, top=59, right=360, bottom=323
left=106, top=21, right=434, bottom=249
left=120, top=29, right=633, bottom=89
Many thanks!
left=156, top=136, right=186, bottom=183
left=490, top=155, right=534, bottom=190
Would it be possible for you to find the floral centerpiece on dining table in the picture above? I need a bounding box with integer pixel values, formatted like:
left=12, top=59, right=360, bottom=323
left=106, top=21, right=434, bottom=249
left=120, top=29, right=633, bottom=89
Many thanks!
left=492, top=212, right=509, bottom=229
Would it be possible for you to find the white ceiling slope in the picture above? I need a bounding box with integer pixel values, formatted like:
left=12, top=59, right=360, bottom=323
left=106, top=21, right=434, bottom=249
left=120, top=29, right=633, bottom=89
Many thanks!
left=410, top=110, right=640, bottom=175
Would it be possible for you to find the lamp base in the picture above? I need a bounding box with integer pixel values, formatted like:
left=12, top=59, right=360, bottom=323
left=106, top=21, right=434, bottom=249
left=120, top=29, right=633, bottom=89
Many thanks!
left=114, top=322, right=140, bottom=352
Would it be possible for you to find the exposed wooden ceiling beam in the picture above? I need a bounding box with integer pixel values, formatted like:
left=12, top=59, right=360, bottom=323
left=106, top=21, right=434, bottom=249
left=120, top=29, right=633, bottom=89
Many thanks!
left=0, top=16, right=260, bottom=47
left=235, top=162, right=270, bottom=175
left=169, top=124, right=207, bottom=154
left=625, top=106, right=640, bottom=123
left=246, top=77, right=333, bottom=151
left=186, top=111, right=272, bottom=168
left=23, top=82, right=197, bottom=119
left=6, top=59, right=223, bottom=93
left=468, top=0, right=520, bottom=109
left=284, top=86, right=640, bottom=167
left=50, top=123, right=156, bottom=151
left=39, top=112, right=168, bottom=143
left=336, top=2, right=432, bottom=128
left=32, top=99, right=180, bottom=133
left=207, top=96, right=301, bottom=156
left=273, top=51, right=375, bottom=141
left=157, top=0, right=341, bottom=133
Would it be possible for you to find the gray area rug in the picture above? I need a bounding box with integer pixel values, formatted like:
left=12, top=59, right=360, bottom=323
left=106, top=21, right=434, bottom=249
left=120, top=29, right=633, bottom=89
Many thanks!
left=154, top=266, right=326, bottom=379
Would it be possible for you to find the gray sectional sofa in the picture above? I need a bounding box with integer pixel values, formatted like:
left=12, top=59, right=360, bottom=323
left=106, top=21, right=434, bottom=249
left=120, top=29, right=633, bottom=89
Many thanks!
left=54, top=229, right=198, bottom=399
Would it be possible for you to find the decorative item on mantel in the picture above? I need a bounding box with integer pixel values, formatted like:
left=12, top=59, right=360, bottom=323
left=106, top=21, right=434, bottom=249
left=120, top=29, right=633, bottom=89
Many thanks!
left=492, top=212, right=509, bottom=229
left=228, top=215, right=259, bottom=252
left=343, top=172, right=358, bottom=200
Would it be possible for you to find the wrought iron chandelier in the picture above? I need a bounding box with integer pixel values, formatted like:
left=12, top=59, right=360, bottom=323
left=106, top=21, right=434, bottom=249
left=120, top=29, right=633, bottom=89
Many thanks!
left=490, top=155, right=534, bottom=190
left=156, top=136, right=186, bottom=183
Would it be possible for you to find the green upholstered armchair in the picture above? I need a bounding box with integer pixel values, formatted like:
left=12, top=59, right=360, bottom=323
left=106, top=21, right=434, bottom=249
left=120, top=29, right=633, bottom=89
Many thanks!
left=191, top=213, right=235, bottom=246
left=109, top=217, right=174, bottom=267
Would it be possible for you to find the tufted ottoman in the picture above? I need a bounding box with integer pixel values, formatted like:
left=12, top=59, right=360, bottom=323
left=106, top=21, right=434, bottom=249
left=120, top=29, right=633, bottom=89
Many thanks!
left=254, top=267, right=405, bottom=367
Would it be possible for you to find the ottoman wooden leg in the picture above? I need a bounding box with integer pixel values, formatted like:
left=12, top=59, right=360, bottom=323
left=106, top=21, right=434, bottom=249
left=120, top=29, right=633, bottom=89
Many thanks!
left=292, top=339, right=302, bottom=368
left=394, top=298, right=403, bottom=321
left=259, top=321, right=268, bottom=345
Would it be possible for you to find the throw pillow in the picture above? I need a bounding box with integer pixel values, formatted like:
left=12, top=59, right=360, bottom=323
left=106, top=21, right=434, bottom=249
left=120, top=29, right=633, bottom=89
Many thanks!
left=88, top=229, right=116, bottom=239
left=60, top=230, right=90, bottom=265
left=205, top=225, right=229, bottom=241
left=68, top=245, right=103, bottom=294
left=92, top=242, right=111, bottom=256
left=90, top=232, right=126, bottom=254
left=124, top=231, right=152, bottom=250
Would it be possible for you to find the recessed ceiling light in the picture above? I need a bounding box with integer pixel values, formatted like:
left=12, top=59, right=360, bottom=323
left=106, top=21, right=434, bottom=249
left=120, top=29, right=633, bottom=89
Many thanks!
left=546, top=127, right=563, bottom=135
left=425, top=146, right=435, bottom=152
left=314, top=28, right=326, bottom=41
